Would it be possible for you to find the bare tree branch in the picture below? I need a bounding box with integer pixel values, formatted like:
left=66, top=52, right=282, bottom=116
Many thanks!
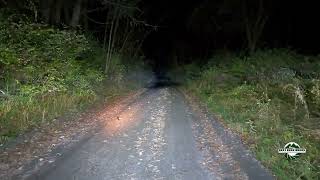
left=85, top=14, right=111, bottom=25
left=85, top=6, right=108, bottom=13
left=129, top=17, right=161, bottom=30
left=102, top=0, right=141, bottom=12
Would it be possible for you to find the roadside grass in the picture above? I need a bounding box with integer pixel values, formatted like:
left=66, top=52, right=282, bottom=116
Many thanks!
left=181, top=50, right=320, bottom=179
left=0, top=11, right=149, bottom=144
left=0, top=82, right=134, bottom=143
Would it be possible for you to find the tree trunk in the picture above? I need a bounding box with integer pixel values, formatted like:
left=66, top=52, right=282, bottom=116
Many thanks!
left=103, top=9, right=111, bottom=50
left=63, top=5, right=71, bottom=25
left=120, top=18, right=133, bottom=54
left=40, top=0, right=54, bottom=24
left=243, top=0, right=267, bottom=54
left=54, top=0, right=63, bottom=25
left=105, top=8, right=116, bottom=73
left=110, top=8, right=121, bottom=58
left=70, top=0, right=82, bottom=27
left=82, top=0, right=89, bottom=30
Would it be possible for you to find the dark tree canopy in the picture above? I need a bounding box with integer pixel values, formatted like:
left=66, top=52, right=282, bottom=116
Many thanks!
left=1, top=0, right=319, bottom=64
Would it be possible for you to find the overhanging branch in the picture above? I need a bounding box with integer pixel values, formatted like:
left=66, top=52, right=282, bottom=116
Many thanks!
left=102, top=0, right=141, bottom=12
left=129, top=17, right=161, bottom=30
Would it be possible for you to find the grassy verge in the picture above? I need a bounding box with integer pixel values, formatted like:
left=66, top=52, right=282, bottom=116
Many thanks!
left=179, top=50, right=320, bottom=179
left=0, top=11, right=150, bottom=144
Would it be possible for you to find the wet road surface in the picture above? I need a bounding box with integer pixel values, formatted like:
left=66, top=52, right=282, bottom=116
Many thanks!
left=28, top=87, right=274, bottom=180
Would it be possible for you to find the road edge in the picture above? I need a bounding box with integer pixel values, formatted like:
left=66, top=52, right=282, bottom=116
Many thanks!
left=179, top=87, right=276, bottom=179
left=1, top=88, right=147, bottom=180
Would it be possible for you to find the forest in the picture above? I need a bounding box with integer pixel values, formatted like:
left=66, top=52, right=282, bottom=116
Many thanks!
left=0, top=0, right=152, bottom=137
left=0, top=0, right=320, bottom=179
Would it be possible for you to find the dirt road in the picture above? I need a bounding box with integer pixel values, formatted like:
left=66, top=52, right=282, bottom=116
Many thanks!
left=9, top=87, right=274, bottom=180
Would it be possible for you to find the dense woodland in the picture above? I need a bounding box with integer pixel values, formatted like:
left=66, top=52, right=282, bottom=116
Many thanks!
left=0, top=0, right=320, bottom=179
left=1, top=0, right=156, bottom=73
left=0, top=0, right=151, bottom=143
left=2, top=0, right=319, bottom=63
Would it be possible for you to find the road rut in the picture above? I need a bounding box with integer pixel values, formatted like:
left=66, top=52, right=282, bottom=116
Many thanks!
left=27, top=87, right=274, bottom=180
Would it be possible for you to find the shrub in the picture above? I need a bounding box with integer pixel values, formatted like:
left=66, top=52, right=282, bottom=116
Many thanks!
left=184, top=49, right=320, bottom=179
left=0, top=11, right=104, bottom=142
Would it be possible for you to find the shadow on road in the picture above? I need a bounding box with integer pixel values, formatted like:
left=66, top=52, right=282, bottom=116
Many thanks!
left=148, top=75, right=181, bottom=89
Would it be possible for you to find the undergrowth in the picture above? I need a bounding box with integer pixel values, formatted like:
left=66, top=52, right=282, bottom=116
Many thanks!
left=180, top=49, right=320, bottom=179
left=0, top=11, right=149, bottom=144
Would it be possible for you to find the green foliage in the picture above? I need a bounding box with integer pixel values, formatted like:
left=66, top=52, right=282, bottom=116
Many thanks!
left=0, top=10, right=148, bottom=144
left=183, top=50, right=320, bottom=179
